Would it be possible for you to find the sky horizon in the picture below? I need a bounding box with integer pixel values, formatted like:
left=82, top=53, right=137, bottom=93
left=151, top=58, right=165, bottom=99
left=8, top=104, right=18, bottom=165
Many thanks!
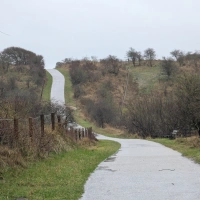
left=1, top=0, right=200, bottom=69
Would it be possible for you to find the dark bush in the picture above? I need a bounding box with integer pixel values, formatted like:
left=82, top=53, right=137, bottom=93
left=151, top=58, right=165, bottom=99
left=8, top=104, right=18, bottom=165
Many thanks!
left=69, top=65, right=87, bottom=85
left=73, top=85, right=85, bottom=99
left=100, top=55, right=121, bottom=76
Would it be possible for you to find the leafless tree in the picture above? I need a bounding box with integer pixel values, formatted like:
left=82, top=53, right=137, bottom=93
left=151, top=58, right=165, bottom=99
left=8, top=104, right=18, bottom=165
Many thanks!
left=170, top=49, right=185, bottom=66
left=144, top=48, right=156, bottom=67
left=100, top=55, right=121, bottom=75
left=126, top=48, right=138, bottom=66
left=161, top=57, right=177, bottom=79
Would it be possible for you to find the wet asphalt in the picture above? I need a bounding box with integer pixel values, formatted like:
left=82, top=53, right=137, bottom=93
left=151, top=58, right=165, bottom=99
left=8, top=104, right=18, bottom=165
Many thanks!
left=81, top=134, right=200, bottom=200
left=47, top=68, right=200, bottom=200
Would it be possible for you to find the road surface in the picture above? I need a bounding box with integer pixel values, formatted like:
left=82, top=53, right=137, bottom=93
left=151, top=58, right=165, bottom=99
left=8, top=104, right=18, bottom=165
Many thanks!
left=81, top=134, right=200, bottom=200
left=46, top=69, right=65, bottom=105
left=47, top=68, right=200, bottom=200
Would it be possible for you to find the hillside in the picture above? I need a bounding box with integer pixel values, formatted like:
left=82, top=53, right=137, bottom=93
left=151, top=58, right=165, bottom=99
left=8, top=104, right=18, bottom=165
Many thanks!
left=56, top=56, right=200, bottom=138
left=0, top=47, right=46, bottom=118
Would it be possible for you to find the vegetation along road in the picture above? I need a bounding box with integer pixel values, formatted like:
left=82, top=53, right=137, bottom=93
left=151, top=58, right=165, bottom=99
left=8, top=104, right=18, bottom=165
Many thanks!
left=48, top=68, right=200, bottom=200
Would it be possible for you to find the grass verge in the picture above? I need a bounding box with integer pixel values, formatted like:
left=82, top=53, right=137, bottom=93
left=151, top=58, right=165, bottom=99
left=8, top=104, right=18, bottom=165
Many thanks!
left=42, top=70, right=53, bottom=101
left=0, top=140, right=120, bottom=200
left=150, top=137, right=200, bottom=164
left=56, top=68, right=76, bottom=106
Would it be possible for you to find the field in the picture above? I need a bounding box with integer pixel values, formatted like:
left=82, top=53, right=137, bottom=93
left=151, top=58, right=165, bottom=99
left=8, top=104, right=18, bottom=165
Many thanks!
left=130, top=64, right=162, bottom=94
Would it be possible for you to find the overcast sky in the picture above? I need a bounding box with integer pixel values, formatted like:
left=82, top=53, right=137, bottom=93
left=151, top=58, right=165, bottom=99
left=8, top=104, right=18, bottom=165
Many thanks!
left=1, top=0, right=200, bottom=68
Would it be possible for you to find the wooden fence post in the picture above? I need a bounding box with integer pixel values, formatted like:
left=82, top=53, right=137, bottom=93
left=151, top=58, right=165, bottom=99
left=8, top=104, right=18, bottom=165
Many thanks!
left=57, top=115, right=61, bottom=128
left=88, top=127, right=93, bottom=139
left=75, top=129, right=78, bottom=142
left=14, top=118, right=19, bottom=140
left=70, top=127, right=75, bottom=140
left=70, top=126, right=73, bottom=133
left=51, top=113, right=55, bottom=131
left=85, top=128, right=88, bottom=138
left=40, top=114, right=44, bottom=137
left=79, top=129, right=82, bottom=140
left=82, top=128, right=85, bottom=138
left=29, top=117, right=33, bottom=139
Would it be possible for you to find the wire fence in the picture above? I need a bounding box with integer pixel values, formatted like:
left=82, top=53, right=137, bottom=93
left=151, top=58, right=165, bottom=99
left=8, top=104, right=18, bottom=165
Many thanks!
left=0, top=113, right=95, bottom=148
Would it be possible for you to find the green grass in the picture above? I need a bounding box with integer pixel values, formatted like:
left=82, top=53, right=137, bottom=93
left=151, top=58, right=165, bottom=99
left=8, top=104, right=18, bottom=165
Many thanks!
left=42, top=70, right=53, bottom=101
left=0, top=140, right=120, bottom=200
left=56, top=68, right=75, bottom=106
left=130, top=65, right=161, bottom=94
left=150, top=138, right=200, bottom=164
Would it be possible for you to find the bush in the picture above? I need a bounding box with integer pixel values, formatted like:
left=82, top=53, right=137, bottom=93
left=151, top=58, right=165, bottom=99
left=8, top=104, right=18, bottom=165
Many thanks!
left=69, top=64, right=87, bottom=85
left=100, top=55, right=121, bottom=76
left=83, top=96, right=117, bottom=128
left=126, top=93, right=180, bottom=138
left=73, top=85, right=85, bottom=99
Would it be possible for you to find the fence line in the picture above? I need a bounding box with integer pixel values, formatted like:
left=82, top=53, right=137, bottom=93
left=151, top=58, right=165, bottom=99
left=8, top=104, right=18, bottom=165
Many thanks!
left=0, top=113, right=95, bottom=148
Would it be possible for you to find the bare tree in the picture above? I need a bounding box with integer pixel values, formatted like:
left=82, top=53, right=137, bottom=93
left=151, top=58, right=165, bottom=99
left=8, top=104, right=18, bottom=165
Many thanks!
left=101, top=55, right=121, bottom=76
left=175, top=72, right=200, bottom=136
left=144, top=48, right=156, bottom=67
left=0, top=54, right=10, bottom=73
left=185, top=51, right=200, bottom=68
left=126, top=93, right=179, bottom=138
left=161, top=57, right=177, bottom=79
left=126, top=48, right=138, bottom=66
left=170, top=49, right=185, bottom=66
left=136, top=51, right=143, bottom=66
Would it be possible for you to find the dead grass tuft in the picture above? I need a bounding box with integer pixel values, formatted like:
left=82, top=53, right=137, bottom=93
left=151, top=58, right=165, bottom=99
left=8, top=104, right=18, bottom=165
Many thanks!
left=77, top=137, right=97, bottom=147
left=0, top=146, right=26, bottom=170
left=177, top=136, right=200, bottom=148
left=0, top=126, right=77, bottom=169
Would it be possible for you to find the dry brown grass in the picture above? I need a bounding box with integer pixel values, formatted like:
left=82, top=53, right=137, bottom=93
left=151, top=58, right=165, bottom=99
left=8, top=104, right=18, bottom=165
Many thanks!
left=0, top=126, right=76, bottom=170
left=176, top=136, right=200, bottom=148
left=60, top=62, right=135, bottom=108
left=0, top=146, right=26, bottom=169
left=77, top=137, right=97, bottom=147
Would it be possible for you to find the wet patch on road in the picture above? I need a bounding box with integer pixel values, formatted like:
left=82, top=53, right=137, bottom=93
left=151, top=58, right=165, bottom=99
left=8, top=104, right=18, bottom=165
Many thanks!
left=104, top=156, right=116, bottom=162
left=97, top=166, right=117, bottom=172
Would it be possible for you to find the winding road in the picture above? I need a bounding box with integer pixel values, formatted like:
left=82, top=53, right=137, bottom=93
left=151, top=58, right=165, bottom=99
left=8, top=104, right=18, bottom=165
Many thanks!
left=47, top=68, right=200, bottom=200
left=46, top=69, right=65, bottom=105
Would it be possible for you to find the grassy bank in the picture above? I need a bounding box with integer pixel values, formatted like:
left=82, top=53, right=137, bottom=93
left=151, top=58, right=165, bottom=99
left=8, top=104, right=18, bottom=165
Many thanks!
left=0, top=140, right=120, bottom=200
left=56, top=68, right=75, bottom=106
left=42, top=70, right=53, bottom=101
left=57, top=67, right=138, bottom=138
left=150, top=137, right=200, bottom=164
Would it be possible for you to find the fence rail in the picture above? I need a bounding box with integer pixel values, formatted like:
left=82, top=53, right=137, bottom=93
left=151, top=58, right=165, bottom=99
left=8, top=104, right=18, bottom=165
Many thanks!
left=0, top=113, right=95, bottom=148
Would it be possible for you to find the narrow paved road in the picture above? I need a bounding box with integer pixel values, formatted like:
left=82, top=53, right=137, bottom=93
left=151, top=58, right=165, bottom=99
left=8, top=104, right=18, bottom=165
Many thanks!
left=46, top=69, right=65, bottom=105
left=81, top=135, right=200, bottom=200
left=47, top=68, right=200, bottom=200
